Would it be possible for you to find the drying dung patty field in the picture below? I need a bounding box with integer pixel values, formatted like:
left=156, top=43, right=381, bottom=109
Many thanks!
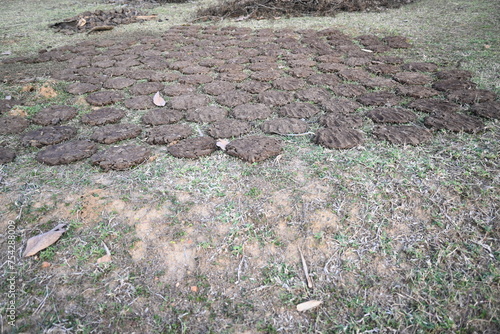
left=0, top=0, right=499, bottom=333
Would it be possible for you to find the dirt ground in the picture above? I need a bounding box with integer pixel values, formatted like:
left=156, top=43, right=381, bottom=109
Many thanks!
left=0, top=0, right=499, bottom=333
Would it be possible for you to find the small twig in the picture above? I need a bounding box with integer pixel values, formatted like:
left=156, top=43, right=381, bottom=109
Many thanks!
left=102, top=241, right=111, bottom=257
left=282, top=131, right=315, bottom=137
left=15, top=205, right=23, bottom=221
left=34, top=286, right=51, bottom=314
left=147, top=286, right=168, bottom=302
left=299, top=246, right=313, bottom=289
left=87, top=25, right=114, bottom=34
left=196, top=125, right=204, bottom=137
left=235, top=254, right=246, bottom=284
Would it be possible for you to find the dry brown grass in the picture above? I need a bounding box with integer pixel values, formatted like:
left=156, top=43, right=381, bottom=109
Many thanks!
left=196, top=0, right=420, bottom=20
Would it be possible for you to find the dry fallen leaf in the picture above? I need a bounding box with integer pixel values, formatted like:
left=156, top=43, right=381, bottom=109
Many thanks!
left=296, top=300, right=323, bottom=312
left=216, top=139, right=230, bottom=151
left=23, top=224, right=68, bottom=257
left=77, top=18, right=87, bottom=28
left=153, top=91, right=166, bottom=107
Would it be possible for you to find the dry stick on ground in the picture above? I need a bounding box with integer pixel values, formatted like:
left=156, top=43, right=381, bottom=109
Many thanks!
left=87, top=26, right=114, bottom=34
left=283, top=131, right=315, bottom=136
left=298, top=246, right=313, bottom=289
left=236, top=254, right=246, bottom=284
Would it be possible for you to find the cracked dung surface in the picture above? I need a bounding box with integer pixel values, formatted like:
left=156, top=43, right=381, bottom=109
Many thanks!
left=0, top=116, right=30, bottom=135
left=144, top=124, right=193, bottom=145
left=1, top=24, right=498, bottom=169
left=167, top=137, right=217, bottom=159
left=90, top=123, right=142, bottom=144
left=261, top=118, right=308, bottom=135
left=81, top=108, right=126, bottom=126
left=373, top=125, right=433, bottom=145
left=36, top=140, right=98, bottom=165
left=226, top=136, right=282, bottom=163
left=32, top=105, right=78, bottom=126
left=366, top=107, right=417, bottom=124
left=20, top=126, right=77, bottom=148
left=0, top=147, right=16, bottom=164
left=314, top=128, right=364, bottom=149
left=90, top=144, right=151, bottom=171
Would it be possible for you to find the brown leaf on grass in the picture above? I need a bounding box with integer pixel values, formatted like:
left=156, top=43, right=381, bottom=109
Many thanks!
left=296, top=300, right=322, bottom=312
left=153, top=91, right=166, bottom=107
left=23, top=224, right=67, bottom=257
left=216, top=139, right=230, bottom=151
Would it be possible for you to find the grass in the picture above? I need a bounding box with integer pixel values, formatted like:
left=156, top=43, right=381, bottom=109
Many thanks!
left=1, top=0, right=499, bottom=333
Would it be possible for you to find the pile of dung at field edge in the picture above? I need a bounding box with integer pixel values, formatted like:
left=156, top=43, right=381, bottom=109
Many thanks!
left=196, top=0, right=419, bottom=20
left=49, top=8, right=156, bottom=34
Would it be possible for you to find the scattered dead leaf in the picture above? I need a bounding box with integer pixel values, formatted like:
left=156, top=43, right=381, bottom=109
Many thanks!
left=297, top=300, right=322, bottom=312
left=153, top=91, right=166, bottom=107
left=23, top=224, right=68, bottom=257
left=77, top=18, right=87, bottom=28
left=216, top=139, right=230, bottom=151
